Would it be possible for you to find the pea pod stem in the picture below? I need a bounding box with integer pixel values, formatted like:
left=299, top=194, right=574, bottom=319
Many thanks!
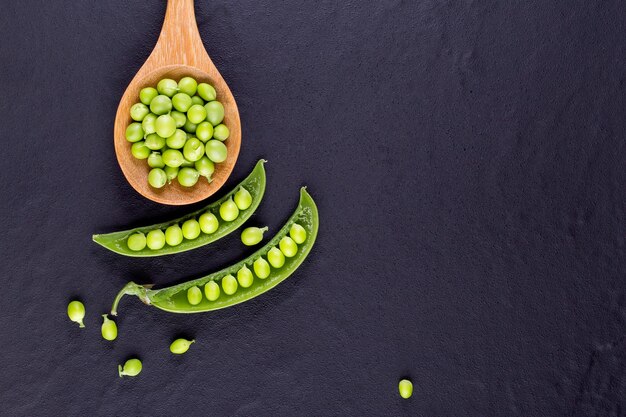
left=111, top=282, right=152, bottom=316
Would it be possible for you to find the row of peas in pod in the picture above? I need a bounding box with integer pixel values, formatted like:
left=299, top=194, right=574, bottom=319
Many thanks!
left=185, top=223, right=307, bottom=304
left=126, top=187, right=252, bottom=251
left=125, top=77, right=230, bottom=189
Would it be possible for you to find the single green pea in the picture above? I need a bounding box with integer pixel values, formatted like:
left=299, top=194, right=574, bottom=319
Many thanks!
left=131, top=141, right=151, bottom=159
left=127, top=232, right=147, bottom=251
left=130, top=103, right=150, bottom=122
left=170, top=110, right=187, bottom=128
left=150, top=94, right=172, bottom=115
left=182, top=219, right=201, bottom=240
left=187, top=285, right=203, bottom=305
left=253, top=258, right=271, bottom=279
left=241, top=226, right=268, bottom=246
left=204, top=101, right=225, bottom=126
left=101, top=314, right=118, bottom=341
left=155, top=114, right=176, bottom=138
left=178, top=167, right=200, bottom=187
left=172, top=93, right=192, bottom=112
left=195, top=121, right=214, bottom=142
left=237, top=265, right=254, bottom=288
left=144, top=133, right=166, bottom=150
left=183, top=119, right=197, bottom=133
left=165, top=224, right=183, bottom=246
left=139, top=87, right=158, bottom=105
left=398, top=379, right=413, bottom=399
left=146, top=229, right=166, bottom=250
left=165, top=166, right=179, bottom=183
left=157, top=78, right=179, bottom=97
left=125, top=122, right=144, bottom=142
left=219, top=197, right=239, bottom=221
left=190, top=95, right=205, bottom=106
left=267, top=247, right=285, bottom=268
left=279, top=236, right=298, bottom=257
left=119, top=358, right=142, bottom=378
left=162, top=149, right=185, bottom=167
left=213, top=124, right=230, bottom=141
left=148, top=168, right=167, bottom=188
left=234, top=187, right=252, bottom=210
left=166, top=129, right=187, bottom=149
left=148, top=152, right=165, bottom=168
left=199, top=212, right=219, bottom=234
left=170, top=338, right=195, bottom=355
left=183, top=137, right=205, bottom=162
left=204, top=281, right=220, bottom=301
left=205, top=140, right=228, bottom=163
left=187, top=104, right=207, bottom=124
left=289, top=223, right=307, bottom=244
left=221, top=274, right=238, bottom=295
left=67, top=300, right=85, bottom=328
left=141, top=113, right=157, bottom=135
left=178, top=77, right=198, bottom=96
left=197, top=83, right=217, bottom=101
left=195, top=156, right=215, bottom=180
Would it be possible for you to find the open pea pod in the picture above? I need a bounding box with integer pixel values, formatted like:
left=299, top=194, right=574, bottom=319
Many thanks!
left=111, top=187, right=318, bottom=315
left=93, top=160, right=266, bottom=257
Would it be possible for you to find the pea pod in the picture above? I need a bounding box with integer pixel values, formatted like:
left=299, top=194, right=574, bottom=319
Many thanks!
left=111, top=188, right=318, bottom=315
left=92, top=160, right=266, bottom=257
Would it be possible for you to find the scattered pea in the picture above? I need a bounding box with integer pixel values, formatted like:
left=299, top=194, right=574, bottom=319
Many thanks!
left=237, top=265, right=254, bottom=288
left=204, top=280, right=220, bottom=301
left=398, top=379, right=413, bottom=399
left=199, top=212, right=219, bottom=234
left=279, top=236, right=298, bottom=257
left=170, top=338, right=195, bottom=354
left=146, top=229, right=166, bottom=250
left=241, top=226, right=267, bottom=246
left=118, top=358, right=142, bottom=378
left=219, top=197, right=239, bottom=221
left=267, top=247, right=285, bottom=268
left=165, top=224, right=183, bottom=246
left=234, top=187, right=252, bottom=210
left=182, top=219, right=201, bottom=240
left=127, top=232, right=147, bottom=251
left=67, top=300, right=85, bottom=328
left=213, top=124, right=229, bottom=141
left=101, top=314, right=118, bottom=341
left=289, top=223, right=307, bottom=244
left=253, top=257, right=271, bottom=279
left=148, top=168, right=167, bottom=188
left=222, top=274, right=238, bottom=295
left=187, top=286, right=203, bottom=305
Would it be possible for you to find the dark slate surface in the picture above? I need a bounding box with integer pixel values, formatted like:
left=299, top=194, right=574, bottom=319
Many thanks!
left=0, top=0, right=624, bottom=416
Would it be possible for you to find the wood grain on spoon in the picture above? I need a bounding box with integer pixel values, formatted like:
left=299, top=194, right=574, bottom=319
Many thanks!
left=114, top=0, right=241, bottom=205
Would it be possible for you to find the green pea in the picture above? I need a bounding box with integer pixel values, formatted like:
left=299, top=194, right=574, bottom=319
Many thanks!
left=190, top=95, right=205, bottom=106
left=130, top=103, right=150, bottom=122
left=183, top=137, right=205, bottom=162
left=213, top=124, right=229, bottom=141
left=165, top=166, right=179, bottom=182
left=141, top=113, right=157, bottom=135
left=241, top=226, right=267, bottom=246
left=127, top=232, right=147, bottom=251
left=204, top=281, right=220, bottom=301
left=150, top=95, right=172, bottom=115
left=139, top=87, right=158, bottom=105
left=178, top=77, right=198, bottom=96
left=131, top=141, right=151, bottom=159
left=279, top=236, right=298, bottom=257
left=183, top=119, right=197, bottom=133
left=148, top=152, right=165, bottom=168
left=118, top=358, right=142, bottom=378
left=187, top=104, right=207, bottom=124
left=144, top=133, right=166, bottom=150
left=182, top=219, right=201, bottom=240
left=199, top=212, right=219, bottom=234
left=398, top=379, right=413, bottom=399
left=170, top=110, right=187, bottom=128
left=267, top=247, right=285, bottom=268
left=165, top=129, right=187, bottom=149
left=172, top=93, right=192, bottom=112
left=195, top=156, right=215, bottom=180
left=155, top=114, right=176, bottom=138
left=67, top=300, right=85, bottom=328
left=148, top=168, right=167, bottom=188
left=125, top=122, right=144, bottom=143
left=180, top=158, right=194, bottom=167
left=289, top=223, right=307, bottom=244
left=170, top=338, right=195, bottom=354
left=187, top=286, right=202, bottom=305
left=101, top=314, right=118, bottom=341
left=145, top=229, right=166, bottom=250
left=197, top=83, right=217, bottom=101
left=178, top=167, right=200, bottom=187
left=234, top=187, right=252, bottom=210
left=195, top=121, right=214, bottom=142
left=221, top=274, right=238, bottom=295
left=204, top=101, right=224, bottom=126
left=165, top=224, right=183, bottom=246
left=237, top=265, right=254, bottom=288
left=253, top=258, right=271, bottom=279
left=157, top=78, right=179, bottom=97
left=219, top=197, right=239, bottom=221
left=162, top=149, right=185, bottom=168
left=205, top=140, right=228, bottom=163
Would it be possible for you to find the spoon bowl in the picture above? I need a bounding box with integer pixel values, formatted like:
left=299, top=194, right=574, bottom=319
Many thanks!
left=114, top=0, right=241, bottom=205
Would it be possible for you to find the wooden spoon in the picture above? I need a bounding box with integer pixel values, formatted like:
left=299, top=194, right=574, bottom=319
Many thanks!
left=114, top=0, right=241, bottom=205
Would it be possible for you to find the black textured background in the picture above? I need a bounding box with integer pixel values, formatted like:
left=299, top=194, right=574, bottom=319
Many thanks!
left=0, top=1, right=625, bottom=416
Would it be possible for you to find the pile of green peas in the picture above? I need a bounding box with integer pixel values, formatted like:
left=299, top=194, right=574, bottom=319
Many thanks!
left=125, top=77, right=230, bottom=189
left=126, top=187, right=252, bottom=251
left=185, top=223, right=307, bottom=305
